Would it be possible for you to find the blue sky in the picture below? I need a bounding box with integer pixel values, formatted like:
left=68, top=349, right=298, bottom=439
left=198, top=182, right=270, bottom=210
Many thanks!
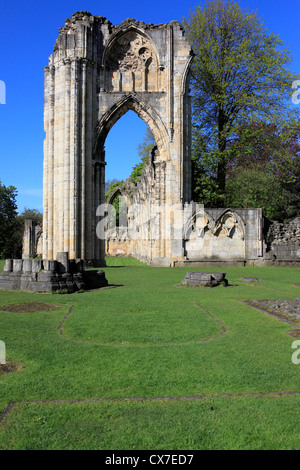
left=0, top=0, right=300, bottom=213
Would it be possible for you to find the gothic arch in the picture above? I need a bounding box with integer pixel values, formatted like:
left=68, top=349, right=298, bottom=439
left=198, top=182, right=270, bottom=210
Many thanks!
left=180, top=54, right=193, bottom=95
left=214, top=209, right=246, bottom=240
left=106, top=187, right=131, bottom=209
left=184, top=208, right=216, bottom=240
left=42, top=13, right=193, bottom=265
left=102, top=26, right=161, bottom=93
left=93, top=94, right=170, bottom=162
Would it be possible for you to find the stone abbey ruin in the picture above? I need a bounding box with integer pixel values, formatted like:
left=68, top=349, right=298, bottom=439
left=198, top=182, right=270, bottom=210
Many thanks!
left=0, top=11, right=299, bottom=292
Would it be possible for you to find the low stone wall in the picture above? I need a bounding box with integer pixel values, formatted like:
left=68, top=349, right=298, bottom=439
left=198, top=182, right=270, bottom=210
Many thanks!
left=265, top=217, right=300, bottom=261
left=0, top=254, right=108, bottom=293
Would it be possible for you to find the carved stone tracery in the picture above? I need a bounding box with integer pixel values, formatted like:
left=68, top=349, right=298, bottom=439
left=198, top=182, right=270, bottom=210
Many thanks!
left=185, top=209, right=245, bottom=241
left=105, top=30, right=159, bottom=92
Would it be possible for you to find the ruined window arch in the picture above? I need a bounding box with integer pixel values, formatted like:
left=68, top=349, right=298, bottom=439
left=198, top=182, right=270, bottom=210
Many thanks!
left=105, top=110, right=150, bottom=182
left=103, top=28, right=161, bottom=93
left=93, top=94, right=169, bottom=163
left=42, top=14, right=194, bottom=265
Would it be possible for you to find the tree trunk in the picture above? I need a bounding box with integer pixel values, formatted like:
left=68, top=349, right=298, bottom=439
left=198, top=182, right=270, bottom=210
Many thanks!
left=217, top=111, right=227, bottom=192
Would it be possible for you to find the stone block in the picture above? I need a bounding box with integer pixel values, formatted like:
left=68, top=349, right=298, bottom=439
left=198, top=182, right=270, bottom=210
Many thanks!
left=32, top=260, right=42, bottom=273
left=13, top=260, right=23, bottom=272
left=56, top=252, right=70, bottom=273
left=3, top=259, right=13, bottom=272
left=182, top=272, right=227, bottom=287
left=23, top=259, right=32, bottom=273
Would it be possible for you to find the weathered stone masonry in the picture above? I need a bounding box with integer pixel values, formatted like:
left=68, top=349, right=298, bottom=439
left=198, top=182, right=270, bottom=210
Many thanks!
left=42, top=11, right=193, bottom=266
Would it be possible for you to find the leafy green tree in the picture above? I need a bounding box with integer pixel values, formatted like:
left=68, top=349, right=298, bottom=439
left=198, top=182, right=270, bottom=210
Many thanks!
left=183, top=0, right=299, bottom=191
left=191, top=131, right=224, bottom=206
left=105, top=180, right=124, bottom=201
left=227, top=120, right=300, bottom=183
left=0, top=181, right=18, bottom=258
left=18, top=207, right=43, bottom=226
left=105, top=178, right=120, bottom=195
left=130, top=127, right=155, bottom=184
left=281, top=170, right=300, bottom=222
left=225, top=164, right=287, bottom=220
left=224, top=121, right=300, bottom=220
left=3, top=207, right=43, bottom=259
left=105, top=180, right=124, bottom=227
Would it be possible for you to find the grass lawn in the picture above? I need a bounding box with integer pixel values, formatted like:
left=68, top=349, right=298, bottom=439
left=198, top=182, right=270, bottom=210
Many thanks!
left=0, top=257, right=300, bottom=449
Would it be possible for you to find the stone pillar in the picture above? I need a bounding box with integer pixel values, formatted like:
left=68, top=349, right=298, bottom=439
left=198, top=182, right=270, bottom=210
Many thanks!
left=69, top=59, right=80, bottom=259
left=80, top=59, right=88, bottom=260
left=13, top=260, right=23, bottom=272
left=22, top=220, right=35, bottom=259
left=84, top=60, right=96, bottom=264
left=43, top=64, right=55, bottom=260
left=23, top=259, right=33, bottom=273
left=57, top=252, right=70, bottom=273
left=4, top=259, right=13, bottom=272
left=63, top=58, right=71, bottom=254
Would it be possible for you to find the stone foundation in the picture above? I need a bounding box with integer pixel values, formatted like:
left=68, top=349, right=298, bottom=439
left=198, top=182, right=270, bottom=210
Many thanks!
left=0, top=253, right=108, bottom=293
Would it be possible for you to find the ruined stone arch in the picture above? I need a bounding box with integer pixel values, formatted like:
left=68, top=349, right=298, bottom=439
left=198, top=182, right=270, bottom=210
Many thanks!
left=184, top=207, right=246, bottom=241
left=42, top=12, right=193, bottom=266
left=214, top=209, right=246, bottom=240
left=93, top=93, right=170, bottom=163
left=106, top=187, right=131, bottom=209
left=184, top=208, right=215, bottom=240
left=102, top=25, right=161, bottom=93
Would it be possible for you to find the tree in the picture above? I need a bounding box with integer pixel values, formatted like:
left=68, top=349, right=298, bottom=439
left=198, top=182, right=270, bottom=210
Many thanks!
left=105, top=178, right=121, bottom=195
left=4, top=207, right=44, bottom=259
left=281, top=166, right=300, bottom=221
left=0, top=181, right=18, bottom=258
left=224, top=121, right=300, bottom=220
left=227, top=120, right=300, bottom=182
left=183, top=0, right=299, bottom=192
left=130, top=127, right=155, bottom=183
left=191, top=131, right=223, bottom=207
left=225, top=165, right=287, bottom=220
left=105, top=180, right=124, bottom=201
left=105, top=180, right=124, bottom=227
left=18, top=207, right=43, bottom=226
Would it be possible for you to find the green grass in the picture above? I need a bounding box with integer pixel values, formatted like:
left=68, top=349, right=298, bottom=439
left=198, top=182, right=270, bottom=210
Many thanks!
left=0, top=257, right=300, bottom=449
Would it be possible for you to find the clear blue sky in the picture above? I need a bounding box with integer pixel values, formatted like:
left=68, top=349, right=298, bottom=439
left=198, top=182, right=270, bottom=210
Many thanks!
left=0, top=0, right=300, bottom=213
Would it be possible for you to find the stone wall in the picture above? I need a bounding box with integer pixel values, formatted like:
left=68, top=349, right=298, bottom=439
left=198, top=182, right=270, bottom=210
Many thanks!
left=104, top=160, right=264, bottom=266
left=184, top=208, right=262, bottom=263
left=265, top=217, right=300, bottom=260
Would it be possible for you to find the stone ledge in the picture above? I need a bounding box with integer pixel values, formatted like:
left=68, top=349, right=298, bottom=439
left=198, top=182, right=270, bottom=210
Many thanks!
left=175, top=260, right=246, bottom=267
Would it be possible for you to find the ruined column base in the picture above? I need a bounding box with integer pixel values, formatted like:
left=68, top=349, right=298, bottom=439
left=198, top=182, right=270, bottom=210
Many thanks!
left=0, top=255, right=108, bottom=293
